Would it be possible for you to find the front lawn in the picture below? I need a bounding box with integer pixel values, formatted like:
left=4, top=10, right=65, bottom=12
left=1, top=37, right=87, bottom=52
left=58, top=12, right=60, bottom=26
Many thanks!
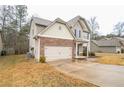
left=0, top=55, right=96, bottom=87
left=96, top=53, right=124, bottom=66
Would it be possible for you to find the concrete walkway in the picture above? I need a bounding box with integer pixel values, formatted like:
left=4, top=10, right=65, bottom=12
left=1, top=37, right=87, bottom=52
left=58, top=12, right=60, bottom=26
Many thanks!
left=48, top=59, right=124, bottom=87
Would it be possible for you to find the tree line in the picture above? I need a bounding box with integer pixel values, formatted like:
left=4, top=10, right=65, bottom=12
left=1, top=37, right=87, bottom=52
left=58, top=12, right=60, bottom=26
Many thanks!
left=0, top=5, right=29, bottom=55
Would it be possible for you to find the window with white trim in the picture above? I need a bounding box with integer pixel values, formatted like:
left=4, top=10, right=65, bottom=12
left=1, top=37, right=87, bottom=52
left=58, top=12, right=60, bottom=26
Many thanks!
left=74, top=29, right=81, bottom=38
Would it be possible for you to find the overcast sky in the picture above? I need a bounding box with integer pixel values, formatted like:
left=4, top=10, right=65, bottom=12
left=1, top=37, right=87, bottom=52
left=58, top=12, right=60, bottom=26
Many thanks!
left=1, top=0, right=124, bottom=35
left=27, top=5, right=124, bottom=35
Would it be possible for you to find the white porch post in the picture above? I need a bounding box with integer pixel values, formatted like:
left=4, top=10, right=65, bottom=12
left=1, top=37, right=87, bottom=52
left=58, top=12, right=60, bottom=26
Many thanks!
left=88, top=34, right=91, bottom=52
left=76, top=42, right=78, bottom=58
left=86, top=43, right=89, bottom=59
left=86, top=33, right=90, bottom=59
left=82, top=43, right=83, bottom=55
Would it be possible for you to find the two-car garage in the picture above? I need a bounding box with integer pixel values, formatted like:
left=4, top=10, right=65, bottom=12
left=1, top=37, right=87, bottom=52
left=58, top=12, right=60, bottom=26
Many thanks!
left=39, top=36, right=75, bottom=62
left=44, top=46, right=72, bottom=61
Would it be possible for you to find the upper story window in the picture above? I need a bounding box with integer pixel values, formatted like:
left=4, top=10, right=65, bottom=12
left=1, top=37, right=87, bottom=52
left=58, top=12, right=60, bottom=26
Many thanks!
left=74, top=29, right=81, bottom=38
left=82, top=32, right=89, bottom=39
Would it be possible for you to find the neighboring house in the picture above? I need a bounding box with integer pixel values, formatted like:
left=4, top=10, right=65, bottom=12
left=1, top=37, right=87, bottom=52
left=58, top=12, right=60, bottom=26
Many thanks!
left=0, top=31, right=3, bottom=54
left=113, top=37, right=124, bottom=46
left=91, top=39, right=123, bottom=53
left=29, top=16, right=91, bottom=62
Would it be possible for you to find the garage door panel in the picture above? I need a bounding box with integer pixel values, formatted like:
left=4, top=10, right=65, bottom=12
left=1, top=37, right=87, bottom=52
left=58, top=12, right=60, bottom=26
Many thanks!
left=45, top=46, right=72, bottom=61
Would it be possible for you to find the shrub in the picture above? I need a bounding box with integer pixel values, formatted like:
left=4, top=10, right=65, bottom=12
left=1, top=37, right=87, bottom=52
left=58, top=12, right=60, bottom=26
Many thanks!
left=89, top=52, right=95, bottom=56
left=40, top=56, right=46, bottom=63
left=1, top=50, right=6, bottom=56
left=117, top=51, right=120, bottom=54
left=31, top=47, right=34, bottom=51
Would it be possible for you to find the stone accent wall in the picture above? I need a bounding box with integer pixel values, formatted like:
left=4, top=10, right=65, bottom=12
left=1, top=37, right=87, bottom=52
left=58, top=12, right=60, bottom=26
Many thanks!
left=39, top=37, right=76, bottom=58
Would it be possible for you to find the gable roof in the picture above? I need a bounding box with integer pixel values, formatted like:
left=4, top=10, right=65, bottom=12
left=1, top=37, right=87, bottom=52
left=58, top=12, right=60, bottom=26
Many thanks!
left=67, top=16, right=91, bottom=32
left=68, top=16, right=80, bottom=27
left=55, top=18, right=66, bottom=24
left=31, top=17, right=52, bottom=26
left=31, top=16, right=91, bottom=39
left=35, top=18, right=75, bottom=39
left=92, top=40, right=121, bottom=47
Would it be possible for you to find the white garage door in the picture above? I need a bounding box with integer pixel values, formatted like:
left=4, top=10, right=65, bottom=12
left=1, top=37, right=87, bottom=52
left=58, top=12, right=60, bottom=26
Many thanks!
left=45, top=46, right=72, bottom=61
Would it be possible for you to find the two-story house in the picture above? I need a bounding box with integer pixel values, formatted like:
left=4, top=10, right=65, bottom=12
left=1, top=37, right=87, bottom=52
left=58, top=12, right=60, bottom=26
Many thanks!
left=29, top=16, right=91, bottom=62
left=67, top=16, right=91, bottom=58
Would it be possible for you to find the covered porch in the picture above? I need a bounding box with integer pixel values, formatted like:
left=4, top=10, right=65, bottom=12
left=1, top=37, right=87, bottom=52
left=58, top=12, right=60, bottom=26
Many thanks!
left=75, top=41, right=90, bottom=59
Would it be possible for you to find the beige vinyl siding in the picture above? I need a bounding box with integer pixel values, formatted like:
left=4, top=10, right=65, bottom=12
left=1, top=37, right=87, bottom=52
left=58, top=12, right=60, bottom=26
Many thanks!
left=36, top=24, right=46, bottom=34
left=41, top=22, right=74, bottom=40
left=29, top=21, right=36, bottom=53
left=71, top=21, right=89, bottom=42
left=80, top=20, right=89, bottom=31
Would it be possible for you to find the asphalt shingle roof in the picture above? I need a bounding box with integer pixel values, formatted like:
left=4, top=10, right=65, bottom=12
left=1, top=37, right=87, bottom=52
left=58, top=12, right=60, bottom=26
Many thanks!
left=67, top=16, right=91, bottom=32
left=31, top=16, right=91, bottom=35
left=67, top=16, right=81, bottom=27
left=55, top=18, right=66, bottom=24
left=32, top=17, right=52, bottom=26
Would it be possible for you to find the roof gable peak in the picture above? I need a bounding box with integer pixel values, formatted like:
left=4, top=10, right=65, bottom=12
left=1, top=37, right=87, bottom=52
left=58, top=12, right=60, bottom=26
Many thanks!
left=54, top=18, right=65, bottom=24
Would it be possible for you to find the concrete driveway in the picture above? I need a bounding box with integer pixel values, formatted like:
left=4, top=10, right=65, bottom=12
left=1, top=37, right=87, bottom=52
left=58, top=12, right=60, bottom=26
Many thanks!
left=48, top=59, right=124, bottom=87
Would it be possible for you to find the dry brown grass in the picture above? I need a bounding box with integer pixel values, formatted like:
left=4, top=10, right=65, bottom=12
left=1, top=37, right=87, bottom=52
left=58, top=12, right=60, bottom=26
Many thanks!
left=0, top=55, right=96, bottom=87
left=96, top=53, right=124, bottom=66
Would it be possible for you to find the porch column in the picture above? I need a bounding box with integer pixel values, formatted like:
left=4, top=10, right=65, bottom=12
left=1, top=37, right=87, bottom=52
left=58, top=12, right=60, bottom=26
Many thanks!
left=88, top=34, right=91, bottom=52
left=86, top=43, right=89, bottom=58
left=75, top=42, right=78, bottom=58
left=82, top=43, right=83, bottom=55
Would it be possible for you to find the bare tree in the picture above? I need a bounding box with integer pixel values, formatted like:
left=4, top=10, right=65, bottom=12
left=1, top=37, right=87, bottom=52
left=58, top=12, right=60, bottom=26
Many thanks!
left=88, top=17, right=100, bottom=39
left=15, top=5, right=28, bottom=32
left=0, top=5, right=29, bottom=55
left=0, top=5, right=14, bottom=49
left=114, top=22, right=124, bottom=37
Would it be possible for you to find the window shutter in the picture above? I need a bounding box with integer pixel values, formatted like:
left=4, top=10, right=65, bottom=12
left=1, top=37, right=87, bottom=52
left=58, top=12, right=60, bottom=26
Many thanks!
left=79, top=30, right=81, bottom=37
left=74, top=29, right=76, bottom=37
